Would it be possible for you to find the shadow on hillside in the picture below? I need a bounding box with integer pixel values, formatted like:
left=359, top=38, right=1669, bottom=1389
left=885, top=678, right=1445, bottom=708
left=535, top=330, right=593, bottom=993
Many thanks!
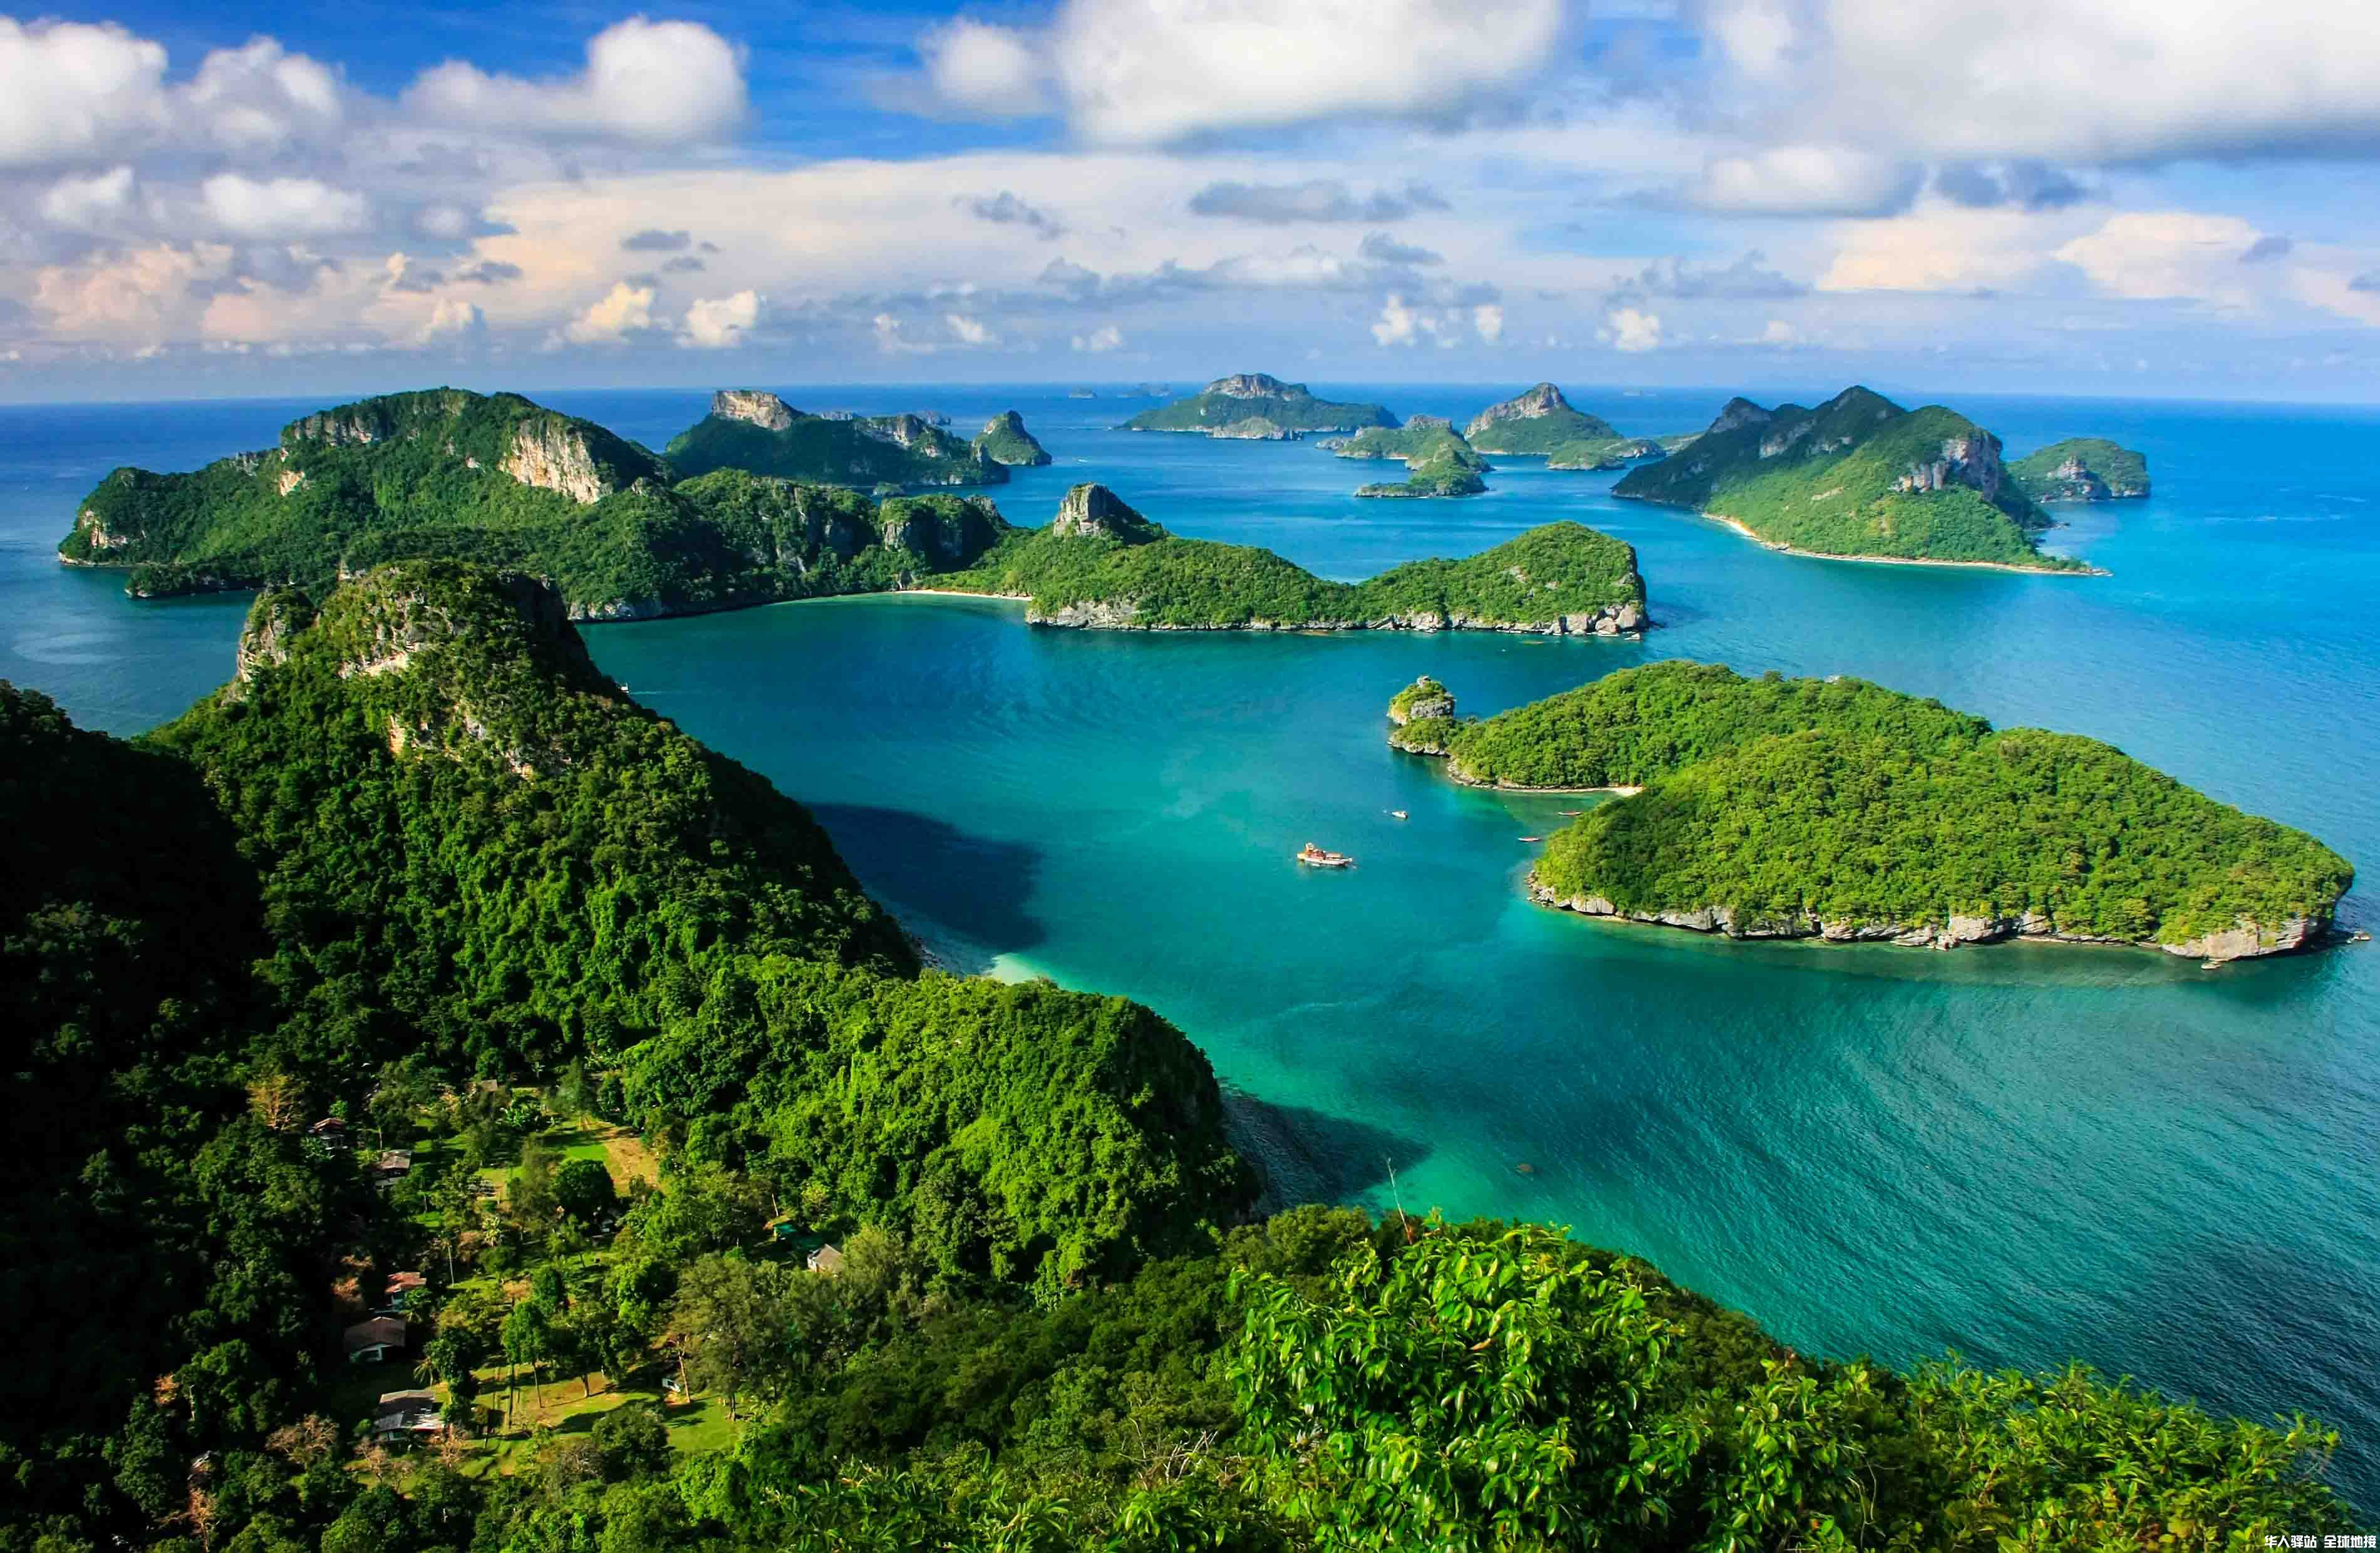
left=1226, top=1091, right=1432, bottom=1214
left=808, top=803, right=1047, bottom=969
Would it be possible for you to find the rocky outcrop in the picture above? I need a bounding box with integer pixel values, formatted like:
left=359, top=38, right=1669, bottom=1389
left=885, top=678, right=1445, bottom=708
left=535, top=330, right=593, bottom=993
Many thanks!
left=1705, top=396, right=1773, bottom=435
left=277, top=467, right=307, bottom=497
left=1387, top=676, right=1455, bottom=726
left=501, top=419, right=614, bottom=505
left=1525, top=885, right=2320, bottom=964
left=1465, top=383, right=1573, bottom=440
left=1205, top=373, right=1293, bottom=398
left=879, top=495, right=1006, bottom=567
left=284, top=390, right=472, bottom=448
left=1050, top=483, right=1162, bottom=542
left=1211, top=417, right=1295, bottom=440
left=973, top=410, right=1053, bottom=467
left=710, top=389, right=798, bottom=431
left=857, top=413, right=941, bottom=451
left=1893, top=433, right=2005, bottom=500
left=233, top=588, right=316, bottom=684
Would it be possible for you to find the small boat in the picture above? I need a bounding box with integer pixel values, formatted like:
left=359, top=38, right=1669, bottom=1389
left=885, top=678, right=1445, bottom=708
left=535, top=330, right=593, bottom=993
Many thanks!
left=1558, top=810, right=1583, bottom=817
left=1518, top=835, right=1542, bottom=843
left=1389, top=810, right=1408, bottom=820
left=1296, top=842, right=1355, bottom=868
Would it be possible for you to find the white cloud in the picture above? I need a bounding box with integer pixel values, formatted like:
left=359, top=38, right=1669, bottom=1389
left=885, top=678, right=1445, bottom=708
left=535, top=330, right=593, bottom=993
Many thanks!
left=1702, top=0, right=2380, bottom=164
left=1471, top=303, right=1504, bottom=341
left=924, top=0, right=1567, bottom=145
left=1760, top=319, right=1799, bottom=344
left=40, top=167, right=138, bottom=232
left=33, top=242, right=218, bottom=340
left=919, top=20, right=1050, bottom=116
left=0, top=18, right=168, bottom=168
left=944, top=312, right=995, bottom=345
left=1072, top=324, right=1125, bottom=352
left=562, top=281, right=656, bottom=345
left=1603, top=306, right=1662, bottom=352
left=181, top=37, right=346, bottom=153
left=2054, top=212, right=2264, bottom=303
left=1818, top=205, right=2067, bottom=293
left=678, top=289, right=761, bottom=349
left=1694, top=145, right=1922, bottom=217
left=1372, top=294, right=1422, bottom=346
left=415, top=296, right=485, bottom=345
left=201, top=174, right=369, bottom=238
left=405, top=18, right=746, bottom=145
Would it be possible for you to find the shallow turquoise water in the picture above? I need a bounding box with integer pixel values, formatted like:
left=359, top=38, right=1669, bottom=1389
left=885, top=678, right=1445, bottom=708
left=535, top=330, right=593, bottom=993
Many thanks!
left=5, top=384, right=2377, bottom=1500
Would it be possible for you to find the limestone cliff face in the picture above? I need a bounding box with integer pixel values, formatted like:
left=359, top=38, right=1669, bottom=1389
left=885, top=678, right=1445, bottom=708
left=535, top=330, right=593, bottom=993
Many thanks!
left=857, top=413, right=940, bottom=451
left=1211, top=417, right=1294, bottom=440
left=1387, top=677, right=1455, bottom=726
left=233, top=589, right=317, bottom=686
left=284, top=390, right=472, bottom=448
left=1524, top=883, right=2319, bottom=965
left=1464, top=383, right=1571, bottom=440
left=1706, top=397, right=1773, bottom=435
left=1204, top=373, right=1295, bottom=398
left=711, top=389, right=797, bottom=431
left=501, top=418, right=614, bottom=505
left=1050, top=483, right=1162, bottom=542
left=879, top=496, right=1006, bottom=567
left=1893, top=431, right=2005, bottom=500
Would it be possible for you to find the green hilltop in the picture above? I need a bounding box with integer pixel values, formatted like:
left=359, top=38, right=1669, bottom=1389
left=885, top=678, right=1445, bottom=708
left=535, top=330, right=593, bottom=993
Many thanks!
left=2011, top=436, right=2151, bottom=501
left=1462, top=381, right=1623, bottom=454
left=940, top=484, right=1648, bottom=632
left=1121, top=372, right=1397, bottom=435
left=1391, top=660, right=2352, bottom=960
left=1612, top=386, right=2092, bottom=569
left=973, top=408, right=1054, bottom=466
left=57, top=386, right=1018, bottom=620
left=665, top=389, right=1010, bottom=487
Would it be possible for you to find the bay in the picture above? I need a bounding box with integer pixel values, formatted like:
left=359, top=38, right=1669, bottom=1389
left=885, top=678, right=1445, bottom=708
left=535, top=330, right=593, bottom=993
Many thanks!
left=4, top=381, right=2375, bottom=1500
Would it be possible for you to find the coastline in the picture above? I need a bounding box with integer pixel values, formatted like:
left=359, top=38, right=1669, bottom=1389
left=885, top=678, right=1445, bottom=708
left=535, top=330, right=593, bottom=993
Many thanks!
left=1694, top=510, right=2109, bottom=577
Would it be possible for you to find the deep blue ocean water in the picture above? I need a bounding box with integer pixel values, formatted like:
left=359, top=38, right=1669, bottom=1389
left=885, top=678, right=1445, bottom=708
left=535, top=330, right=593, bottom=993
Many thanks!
left=6, top=383, right=2378, bottom=1502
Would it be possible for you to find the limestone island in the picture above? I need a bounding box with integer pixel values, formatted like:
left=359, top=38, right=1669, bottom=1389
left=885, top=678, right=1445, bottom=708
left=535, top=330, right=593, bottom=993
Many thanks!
left=1327, top=417, right=1491, bottom=498
left=936, top=483, right=1648, bottom=634
left=666, top=389, right=1016, bottom=487
left=59, top=386, right=1023, bottom=621
left=974, top=409, right=1054, bottom=467
left=1612, top=386, right=2100, bottom=571
left=1385, top=661, right=2353, bottom=963
left=1462, top=382, right=1673, bottom=471
left=1121, top=373, right=1397, bottom=436
left=2010, top=437, right=2150, bottom=502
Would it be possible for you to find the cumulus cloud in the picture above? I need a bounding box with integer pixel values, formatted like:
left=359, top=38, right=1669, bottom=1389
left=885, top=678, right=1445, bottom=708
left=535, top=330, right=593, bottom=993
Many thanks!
left=1189, top=178, right=1446, bottom=224
left=0, top=18, right=168, bottom=168
left=961, top=191, right=1065, bottom=239
left=202, top=174, right=368, bottom=238
left=405, top=18, right=746, bottom=145
left=1370, top=294, right=1459, bottom=346
left=1622, top=250, right=1804, bottom=299
left=2054, top=211, right=2265, bottom=302
left=39, top=167, right=140, bottom=232
left=919, top=19, right=1050, bottom=116
left=1701, top=0, right=2380, bottom=164
left=1358, top=232, right=1444, bottom=266
left=945, top=312, right=996, bottom=345
left=1072, top=323, right=1124, bottom=352
left=679, top=289, right=760, bottom=349
left=1471, top=303, right=1504, bottom=341
left=1694, top=146, right=1922, bottom=217
left=562, top=281, right=656, bottom=344
left=414, top=296, right=484, bottom=344
left=622, top=228, right=692, bottom=252
left=180, top=37, right=346, bottom=154
left=919, top=0, right=1564, bottom=143
left=1603, top=306, right=1662, bottom=352
left=1818, top=207, right=2064, bottom=294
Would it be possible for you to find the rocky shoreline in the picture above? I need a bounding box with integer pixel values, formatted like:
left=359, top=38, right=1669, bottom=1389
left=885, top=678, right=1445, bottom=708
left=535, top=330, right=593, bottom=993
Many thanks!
left=1687, top=508, right=2111, bottom=576
left=1027, top=598, right=1646, bottom=634
left=1524, top=881, right=2323, bottom=964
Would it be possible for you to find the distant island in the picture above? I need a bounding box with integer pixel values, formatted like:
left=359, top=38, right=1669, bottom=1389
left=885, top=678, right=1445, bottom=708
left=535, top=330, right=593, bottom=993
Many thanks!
left=1121, top=373, right=1397, bottom=436
left=1613, top=386, right=2097, bottom=571
left=938, top=484, right=1648, bottom=634
left=974, top=409, right=1054, bottom=467
left=1387, top=661, right=2352, bottom=962
left=1328, top=417, right=1491, bottom=498
left=56, top=387, right=1022, bottom=621
left=2010, top=437, right=2150, bottom=502
left=1464, top=383, right=1674, bottom=470
left=665, top=389, right=1014, bottom=487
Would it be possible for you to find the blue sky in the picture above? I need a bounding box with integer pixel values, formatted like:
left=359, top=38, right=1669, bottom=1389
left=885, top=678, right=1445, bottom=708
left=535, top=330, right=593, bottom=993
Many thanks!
left=6, top=0, right=2380, bottom=402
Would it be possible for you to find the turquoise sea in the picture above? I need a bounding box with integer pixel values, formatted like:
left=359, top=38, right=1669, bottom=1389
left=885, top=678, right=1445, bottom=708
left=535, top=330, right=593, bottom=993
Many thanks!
left=5, top=383, right=2377, bottom=1502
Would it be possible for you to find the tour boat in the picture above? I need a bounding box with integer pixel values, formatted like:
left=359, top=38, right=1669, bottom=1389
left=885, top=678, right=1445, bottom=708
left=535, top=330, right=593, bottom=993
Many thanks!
left=1558, top=810, right=1583, bottom=817
left=1518, top=835, right=1541, bottom=843
left=1390, top=810, right=1408, bottom=820
left=1296, top=842, right=1355, bottom=868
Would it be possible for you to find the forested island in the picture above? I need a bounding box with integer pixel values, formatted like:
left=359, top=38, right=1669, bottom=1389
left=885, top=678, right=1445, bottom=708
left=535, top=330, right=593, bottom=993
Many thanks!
left=1612, top=387, right=2098, bottom=570
left=1120, top=373, right=1397, bottom=435
left=2010, top=436, right=2151, bottom=502
left=665, top=390, right=1016, bottom=487
left=56, top=387, right=1034, bottom=620
left=938, top=484, right=1648, bottom=632
left=1389, top=661, right=2353, bottom=961
left=1327, top=416, right=1490, bottom=497
left=2, top=564, right=2353, bottom=1550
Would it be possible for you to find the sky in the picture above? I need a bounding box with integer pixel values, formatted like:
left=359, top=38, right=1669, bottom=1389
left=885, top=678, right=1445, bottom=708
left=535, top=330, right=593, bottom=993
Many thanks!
left=6, top=0, right=2380, bottom=403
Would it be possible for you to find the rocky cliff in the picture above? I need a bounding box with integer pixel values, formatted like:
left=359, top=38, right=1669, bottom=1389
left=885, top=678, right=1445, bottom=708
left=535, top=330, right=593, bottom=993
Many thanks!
left=1048, top=483, right=1162, bottom=542
left=710, top=389, right=799, bottom=431
left=1461, top=383, right=1624, bottom=455
left=500, top=418, right=620, bottom=505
